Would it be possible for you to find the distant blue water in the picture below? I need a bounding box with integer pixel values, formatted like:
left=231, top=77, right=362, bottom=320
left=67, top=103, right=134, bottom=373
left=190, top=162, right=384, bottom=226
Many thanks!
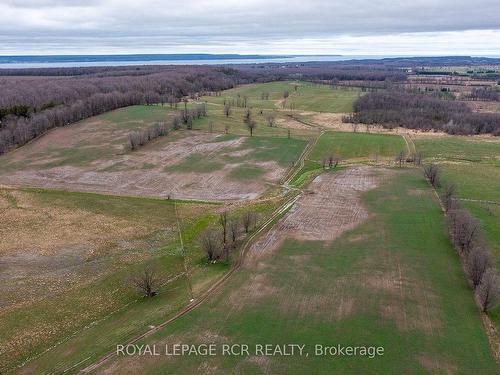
left=0, top=54, right=399, bottom=69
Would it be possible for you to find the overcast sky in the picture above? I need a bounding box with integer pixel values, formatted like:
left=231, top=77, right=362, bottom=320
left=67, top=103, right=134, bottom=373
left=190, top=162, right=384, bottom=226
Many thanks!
left=1, top=0, right=500, bottom=55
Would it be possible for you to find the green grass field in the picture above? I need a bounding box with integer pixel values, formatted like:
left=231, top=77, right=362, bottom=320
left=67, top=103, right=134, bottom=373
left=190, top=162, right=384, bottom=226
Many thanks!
left=200, top=80, right=362, bottom=113
left=414, top=136, right=500, bottom=164
left=93, top=169, right=498, bottom=374
left=167, top=135, right=308, bottom=174
left=98, top=105, right=174, bottom=125
left=287, top=84, right=362, bottom=112
left=439, top=163, right=500, bottom=202
left=0, top=187, right=226, bottom=372
left=310, top=131, right=406, bottom=162
left=3, top=80, right=499, bottom=374
left=192, top=105, right=314, bottom=139
left=414, top=136, right=500, bottom=263
left=11, top=192, right=292, bottom=374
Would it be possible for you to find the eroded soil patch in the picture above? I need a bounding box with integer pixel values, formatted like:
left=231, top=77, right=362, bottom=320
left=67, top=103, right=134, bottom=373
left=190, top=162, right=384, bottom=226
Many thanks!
left=0, top=131, right=288, bottom=201
left=247, top=166, right=382, bottom=262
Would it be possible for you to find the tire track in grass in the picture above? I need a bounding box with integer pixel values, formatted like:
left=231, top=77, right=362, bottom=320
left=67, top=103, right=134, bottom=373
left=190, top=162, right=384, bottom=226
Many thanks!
left=75, top=194, right=300, bottom=374
left=25, top=116, right=316, bottom=374
left=7, top=273, right=186, bottom=374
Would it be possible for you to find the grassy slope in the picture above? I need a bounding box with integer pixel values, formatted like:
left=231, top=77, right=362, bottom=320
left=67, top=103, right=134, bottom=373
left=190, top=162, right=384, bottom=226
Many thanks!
left=201, top=81, right=361, bottom=113
left=310, top=131, right=406, bottom=162
left=414, top=137, right=500, bottom=164
left=414, top=135, right=500, bottom=332
left=0, top=105, right=176, bottom=172
left=167, top=135, right=308, bottom=174
left=12, top=191, right=289, bottom=374
left=414, top=136, right=500, bottom=260
left=98, top=105, right=174, bottom=125
left=287, top=84, right=362, bottom=112
left=195, top=81, right=361, bottom=140
left=192, top=105, right=313, bottom=139
left=0, top=187, right=223, bottom=372
left=1, top=82, right=357, bottom=372
left=96, top=169, right=497, bottom=374
left=439, top=163, right=500, bottom=202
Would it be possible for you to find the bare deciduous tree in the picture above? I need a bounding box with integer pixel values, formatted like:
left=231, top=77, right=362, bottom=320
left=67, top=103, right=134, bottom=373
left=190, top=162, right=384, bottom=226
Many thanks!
left=243, top=109, right=251, bottom=123
left=265, top=113, right=276, bottom=127
left=229, top=220, right=239, bottom=244
left=224, top=103, right=232, bottom=117
left=423, top=164, right=441, bottom=187
left=332, top=154, right=341, bottom=168
left=127, top=121, right=169, bottom=150
left=323, top=154, right=341, bottom=169
left=413, top=152, right=422, bottom=166
left=131, top=267, right=159, bottom=298
left=476, top=268, right=500, bottom=313
left=395, top=150, right=405, bottom=167
left=447, top=208, right=481, bottom=256
left=172, top=116, right=181, bottom=130
left=466, top=246, right=493, bottom=288
left=242, top=211, right=257, bottom=233
left=246, top=120, right=256, bottom=136
left=200, top=229, right=222, bottom=262
left=441, top=183, right=456, bottom=212
left=219, top=211, right=228, bottom=244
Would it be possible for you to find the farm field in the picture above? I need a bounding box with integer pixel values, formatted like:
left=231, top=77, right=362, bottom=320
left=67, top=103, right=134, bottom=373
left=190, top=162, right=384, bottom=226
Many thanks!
left=309, top=131, right=406, bottom=162
left=2, top=77, right=500, bottom=375
left=413, top=135, right=500, bottom=260
left=0, top=106, right=308, bottom=201
left=93, top=168, right=498, bottom=374
left=0, top=183, right=289, bottom=373
left=0, top=186, right=229, bottom=371
left=200, top=81, right=362, bottom=112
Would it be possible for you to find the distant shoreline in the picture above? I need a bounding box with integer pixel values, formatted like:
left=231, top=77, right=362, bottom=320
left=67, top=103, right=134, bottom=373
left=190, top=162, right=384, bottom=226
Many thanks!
left=0, top=53, right=305, bottom=63
left=0, top=54, right=499, bottom=69
left=0, top=54, right=354, bottom=69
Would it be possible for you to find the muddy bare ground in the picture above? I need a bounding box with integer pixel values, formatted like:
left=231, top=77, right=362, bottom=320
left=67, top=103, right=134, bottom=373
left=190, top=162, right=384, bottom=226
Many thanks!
left=247, top=166, right=384, bottom=263
left=0, top=130, right=286, bottom=201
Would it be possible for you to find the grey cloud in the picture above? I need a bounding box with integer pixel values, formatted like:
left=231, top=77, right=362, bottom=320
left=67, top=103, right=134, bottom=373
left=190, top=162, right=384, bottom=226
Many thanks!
left=0, top=0, right=499, bottom=54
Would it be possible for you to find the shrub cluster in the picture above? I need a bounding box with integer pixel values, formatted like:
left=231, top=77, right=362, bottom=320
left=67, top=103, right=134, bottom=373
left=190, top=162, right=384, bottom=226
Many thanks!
left=127, top=103, right=207, bottom=150
left=199, top=211, right=257, bottom=263
left=178, top=104, right=207, bottom=130
left=128, top=122, right=169, bottom=150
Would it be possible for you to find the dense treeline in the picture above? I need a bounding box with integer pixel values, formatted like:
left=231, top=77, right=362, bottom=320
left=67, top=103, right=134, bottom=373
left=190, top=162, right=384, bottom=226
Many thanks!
left=237, top=63, right=407, bottom=83
left=0, top=67, right=243, bottom=154
left=348, top=90, right=500, bottom=135
left=0, top=63, right=409, bottom=155
left=467, top=87, right=500, bottom=101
